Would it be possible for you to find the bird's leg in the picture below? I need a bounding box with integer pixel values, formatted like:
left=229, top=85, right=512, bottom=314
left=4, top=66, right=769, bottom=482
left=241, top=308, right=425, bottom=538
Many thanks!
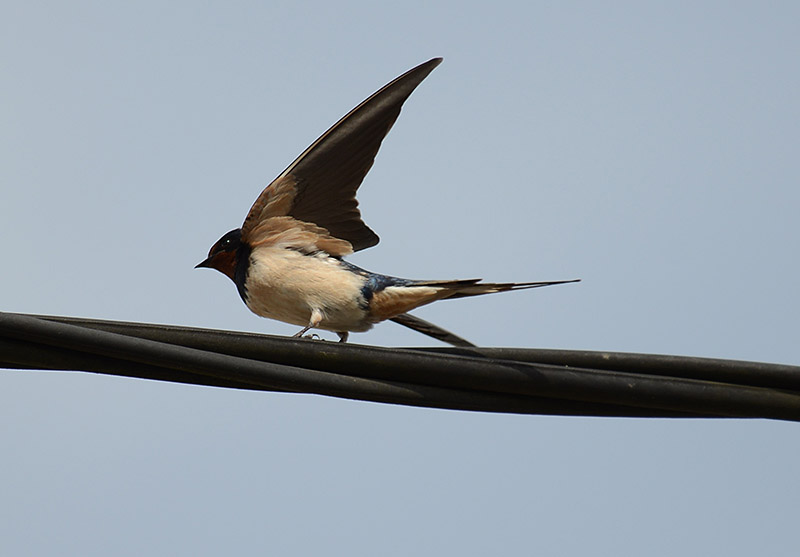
left=292, top=325, right=312, bottom=338
left=336, top=331, right=349, bottom=343
left=293, top=309, right=323, bottom=339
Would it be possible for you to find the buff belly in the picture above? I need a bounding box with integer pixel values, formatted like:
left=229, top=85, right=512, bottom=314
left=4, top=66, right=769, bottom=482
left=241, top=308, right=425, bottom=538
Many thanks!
left=243, top=247, right=373, bottom=332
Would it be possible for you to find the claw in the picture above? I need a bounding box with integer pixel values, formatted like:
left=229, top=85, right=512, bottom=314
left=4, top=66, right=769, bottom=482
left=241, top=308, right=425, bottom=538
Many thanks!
left=292, top=309, right=324, bottom=339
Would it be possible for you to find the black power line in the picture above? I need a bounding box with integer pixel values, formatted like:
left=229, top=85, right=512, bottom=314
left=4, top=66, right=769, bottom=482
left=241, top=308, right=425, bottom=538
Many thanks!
left=1, top=312, right=798, bottom=421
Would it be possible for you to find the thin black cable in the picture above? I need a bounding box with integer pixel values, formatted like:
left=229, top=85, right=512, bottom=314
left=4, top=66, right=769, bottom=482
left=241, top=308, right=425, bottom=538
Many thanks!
left=434, top=348, right=800, bottom=391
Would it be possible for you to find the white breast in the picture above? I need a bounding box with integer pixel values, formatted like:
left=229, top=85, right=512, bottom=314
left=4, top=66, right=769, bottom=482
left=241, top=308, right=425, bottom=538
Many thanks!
left=244, top=247, right=373, bottom=332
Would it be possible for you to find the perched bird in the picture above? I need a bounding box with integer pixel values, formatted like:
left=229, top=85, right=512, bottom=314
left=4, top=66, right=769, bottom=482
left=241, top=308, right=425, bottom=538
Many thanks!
left=196, top=58, right=578, bottom=346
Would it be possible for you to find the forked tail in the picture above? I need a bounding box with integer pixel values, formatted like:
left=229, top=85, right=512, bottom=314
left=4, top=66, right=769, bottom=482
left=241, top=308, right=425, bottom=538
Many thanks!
left=388, top=278, right=580, bottom=346
left=412, top=278, right=581, bottom=299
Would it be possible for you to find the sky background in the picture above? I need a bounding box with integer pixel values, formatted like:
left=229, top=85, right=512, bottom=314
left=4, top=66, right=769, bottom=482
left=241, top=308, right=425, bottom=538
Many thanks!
left=2, top=1, right=799, bottom=555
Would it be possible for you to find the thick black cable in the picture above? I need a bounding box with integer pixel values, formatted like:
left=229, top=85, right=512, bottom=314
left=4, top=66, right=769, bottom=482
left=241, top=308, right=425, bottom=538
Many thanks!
left=17, top=313, right=800, bottom=420
left=0, top=313, right=680, bottom=417
left=1, top=312, right=799, bottom=420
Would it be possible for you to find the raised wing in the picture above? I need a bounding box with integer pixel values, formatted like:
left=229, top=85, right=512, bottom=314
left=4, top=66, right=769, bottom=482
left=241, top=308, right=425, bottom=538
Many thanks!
left=241, top=58, right=443, bottom=252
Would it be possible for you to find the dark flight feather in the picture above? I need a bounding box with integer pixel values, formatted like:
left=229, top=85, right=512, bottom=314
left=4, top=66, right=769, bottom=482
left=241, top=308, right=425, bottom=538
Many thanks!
left=390, top=313, right=477, bottom=348
left=241, top=58, right=443, bottom=251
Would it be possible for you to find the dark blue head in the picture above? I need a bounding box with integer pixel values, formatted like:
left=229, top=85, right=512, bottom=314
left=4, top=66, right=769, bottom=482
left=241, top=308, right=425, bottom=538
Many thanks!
left=195, top=228, right=244, bottom=281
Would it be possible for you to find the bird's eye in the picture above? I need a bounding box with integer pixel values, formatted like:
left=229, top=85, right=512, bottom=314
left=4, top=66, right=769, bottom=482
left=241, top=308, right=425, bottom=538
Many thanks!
left=214, top=229, right=241, bottom=253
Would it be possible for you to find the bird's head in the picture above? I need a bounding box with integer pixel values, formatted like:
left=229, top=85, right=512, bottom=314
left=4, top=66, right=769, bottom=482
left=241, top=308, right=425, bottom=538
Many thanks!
left=195, top=228, right=244, bottom=281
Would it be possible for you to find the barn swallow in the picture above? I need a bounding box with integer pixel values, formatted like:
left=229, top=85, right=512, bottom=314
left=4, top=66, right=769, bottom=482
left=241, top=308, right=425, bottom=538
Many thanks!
left=196, top=58, right=579, bottom=346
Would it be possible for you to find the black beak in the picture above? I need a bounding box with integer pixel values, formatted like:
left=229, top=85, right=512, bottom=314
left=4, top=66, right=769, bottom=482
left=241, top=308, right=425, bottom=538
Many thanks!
left=195, top=257, right=212, bottom=269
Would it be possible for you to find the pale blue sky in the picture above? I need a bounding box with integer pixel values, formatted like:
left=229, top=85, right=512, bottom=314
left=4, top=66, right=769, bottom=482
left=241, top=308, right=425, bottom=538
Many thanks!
left=2, top=2, right=799, bottom=555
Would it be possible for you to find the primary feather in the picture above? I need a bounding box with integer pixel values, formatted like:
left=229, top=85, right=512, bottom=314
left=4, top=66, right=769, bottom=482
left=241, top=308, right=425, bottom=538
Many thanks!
left=241, top=58, right=444, bottom=251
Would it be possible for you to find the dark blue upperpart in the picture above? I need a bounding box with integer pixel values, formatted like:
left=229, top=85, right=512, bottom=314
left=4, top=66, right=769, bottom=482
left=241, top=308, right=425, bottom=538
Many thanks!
left=233, top=242, right=251, bottom=303
left=339, top=260, right=414, bottom=308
